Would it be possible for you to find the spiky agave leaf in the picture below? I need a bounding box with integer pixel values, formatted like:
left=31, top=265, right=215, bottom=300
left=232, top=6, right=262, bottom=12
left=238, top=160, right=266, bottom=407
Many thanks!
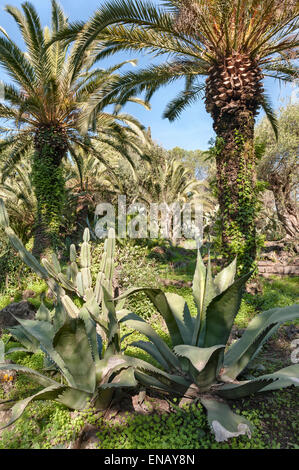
left=222, top=304, right=299, bottom=380
left=118, top=309, right=181, bottom=371
left=174, top=344, right=225, bottom=390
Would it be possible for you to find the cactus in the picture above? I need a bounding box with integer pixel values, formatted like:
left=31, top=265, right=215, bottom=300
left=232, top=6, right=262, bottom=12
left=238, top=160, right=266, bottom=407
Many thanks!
left=0, top=200, right=135, bottom=429
left=0, top=198, right=115, bottom=321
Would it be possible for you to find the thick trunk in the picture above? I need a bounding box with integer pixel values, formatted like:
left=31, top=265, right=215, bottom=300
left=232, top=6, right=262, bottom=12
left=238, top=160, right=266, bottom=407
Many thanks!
left=205, top=53, right=263, bottom=273
left=214, top=110, right=258, bottom=273
left=32, top=125, right=68, bottom=258
left=272, top=184, right=299, bottom=239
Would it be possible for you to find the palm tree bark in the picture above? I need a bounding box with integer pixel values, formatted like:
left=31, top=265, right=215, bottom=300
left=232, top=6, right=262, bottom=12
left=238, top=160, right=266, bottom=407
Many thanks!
left=214, top=110, right=257, bottom=273
left=205, top=54, right=263, bottom=272
left=32, top=125, right=67, bottom=258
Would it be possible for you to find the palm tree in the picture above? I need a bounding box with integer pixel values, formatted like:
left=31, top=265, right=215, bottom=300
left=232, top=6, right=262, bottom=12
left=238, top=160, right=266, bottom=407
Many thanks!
left=62, top=0, right=299, bottom=271
left=0, top=0, right=148, bottom=256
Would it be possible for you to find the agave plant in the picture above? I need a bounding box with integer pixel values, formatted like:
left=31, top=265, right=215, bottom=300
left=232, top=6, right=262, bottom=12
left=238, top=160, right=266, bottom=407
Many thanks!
left=117, top=254, right=299, bottom=442
left=0, top=199, right=138, bottom=428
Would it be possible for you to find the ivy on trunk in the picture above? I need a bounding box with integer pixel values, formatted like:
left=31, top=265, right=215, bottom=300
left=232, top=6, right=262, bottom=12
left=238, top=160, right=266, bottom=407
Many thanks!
left=32, top=125, right=67, bottom=257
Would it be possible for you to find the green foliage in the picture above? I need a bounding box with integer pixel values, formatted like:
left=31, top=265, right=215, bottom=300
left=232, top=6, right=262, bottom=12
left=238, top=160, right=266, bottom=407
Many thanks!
left=245, top=277, right=299, bottom=314
left=31, top=134, right=66, bottom=246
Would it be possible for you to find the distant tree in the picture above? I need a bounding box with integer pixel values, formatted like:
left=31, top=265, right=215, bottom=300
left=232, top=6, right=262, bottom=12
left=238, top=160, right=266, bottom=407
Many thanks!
left=256, top=103, right=299, bottom=240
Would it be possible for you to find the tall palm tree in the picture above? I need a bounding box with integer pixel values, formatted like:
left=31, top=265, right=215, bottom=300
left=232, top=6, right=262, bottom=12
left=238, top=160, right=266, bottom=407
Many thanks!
left=61, top=0, right=299, bottom=271
left=0, top=0, right=148, bottom=256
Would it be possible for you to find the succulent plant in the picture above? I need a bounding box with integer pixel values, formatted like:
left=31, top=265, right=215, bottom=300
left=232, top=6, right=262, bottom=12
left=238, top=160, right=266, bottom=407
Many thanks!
left=0, top=199, right=136, bottom=428
left=117, top=252, right=299, bottom=442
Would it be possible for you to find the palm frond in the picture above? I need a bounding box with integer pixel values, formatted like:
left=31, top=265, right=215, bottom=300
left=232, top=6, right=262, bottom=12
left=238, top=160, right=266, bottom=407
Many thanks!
left=260, top=94, right=279, bottom=140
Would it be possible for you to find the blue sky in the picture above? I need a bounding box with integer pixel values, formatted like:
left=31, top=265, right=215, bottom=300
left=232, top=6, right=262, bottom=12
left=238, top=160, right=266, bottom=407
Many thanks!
left=0, top=0, right=296, bottom=150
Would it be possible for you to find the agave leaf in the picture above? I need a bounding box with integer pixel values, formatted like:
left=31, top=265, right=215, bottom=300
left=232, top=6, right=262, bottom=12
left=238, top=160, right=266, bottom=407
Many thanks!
left=217, top=378, right=275, bottom=399
left=5, top=347, right=29, bottom=354
left=134, top=370, right=174, bottom=394
left=164, top=293, right=194, bottom=345
left=11, top=317, right=76, bottom=387
left=223, top=304, right=299, bottom=380
left=95, top=354, right=128, bottom=384
left=174, top=344, right=224, bottom=374
left=119, top=354, right=191, bottom=391
left=53, top=319, right=96, bottom=393
left=102, top=367, right=138, bottom=389
left=130, top=340, right=169, bottom=369
left=0, top=198, right=10, bottom=227
left=4, top=227, right=48, bottom=279
left=191, top=251, right=206, bottom=345
left=214, top=258, right=237, bottom=294
left=118, top=310, right=181, bottom=371
left=117, top=287, right=184, bottom=346
left=257, top=364, right=299, bottom=392
left=56, top=388, right=91, bottom=410
left=85, top=294, right=105, bottom=326
left=52, top=300, right=67, bottom=333
left=0, top=363, right=59, bottom=388
left=200, top=398, right=253, bottom=442
left=79, top=306, right=101, bottom=367
left=36, top=302, right=51, bottom=322
left=203, top=272, right=252, bottom=348
left=192, top=250, right=206, bottom=314
left=8, top=324, right=40, bottom=353
left=174, top=344, right=224, bottom=389
left=0, top=384, right=68, bottom=430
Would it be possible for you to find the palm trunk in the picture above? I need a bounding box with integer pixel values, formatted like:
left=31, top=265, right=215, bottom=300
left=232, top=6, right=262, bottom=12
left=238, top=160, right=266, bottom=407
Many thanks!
left=32, top=125, right=67, bottom=258
left=214, top=111, right=258, bottom=273
left=205, top=53, right=263, bottom=273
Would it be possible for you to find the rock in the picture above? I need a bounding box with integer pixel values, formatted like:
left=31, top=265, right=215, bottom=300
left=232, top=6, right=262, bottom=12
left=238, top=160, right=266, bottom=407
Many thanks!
left=22, top=290, right=36, bottom=300
left=70, top=424, right=99, bottom=449
left=0, top=301, right=36, bottom=333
